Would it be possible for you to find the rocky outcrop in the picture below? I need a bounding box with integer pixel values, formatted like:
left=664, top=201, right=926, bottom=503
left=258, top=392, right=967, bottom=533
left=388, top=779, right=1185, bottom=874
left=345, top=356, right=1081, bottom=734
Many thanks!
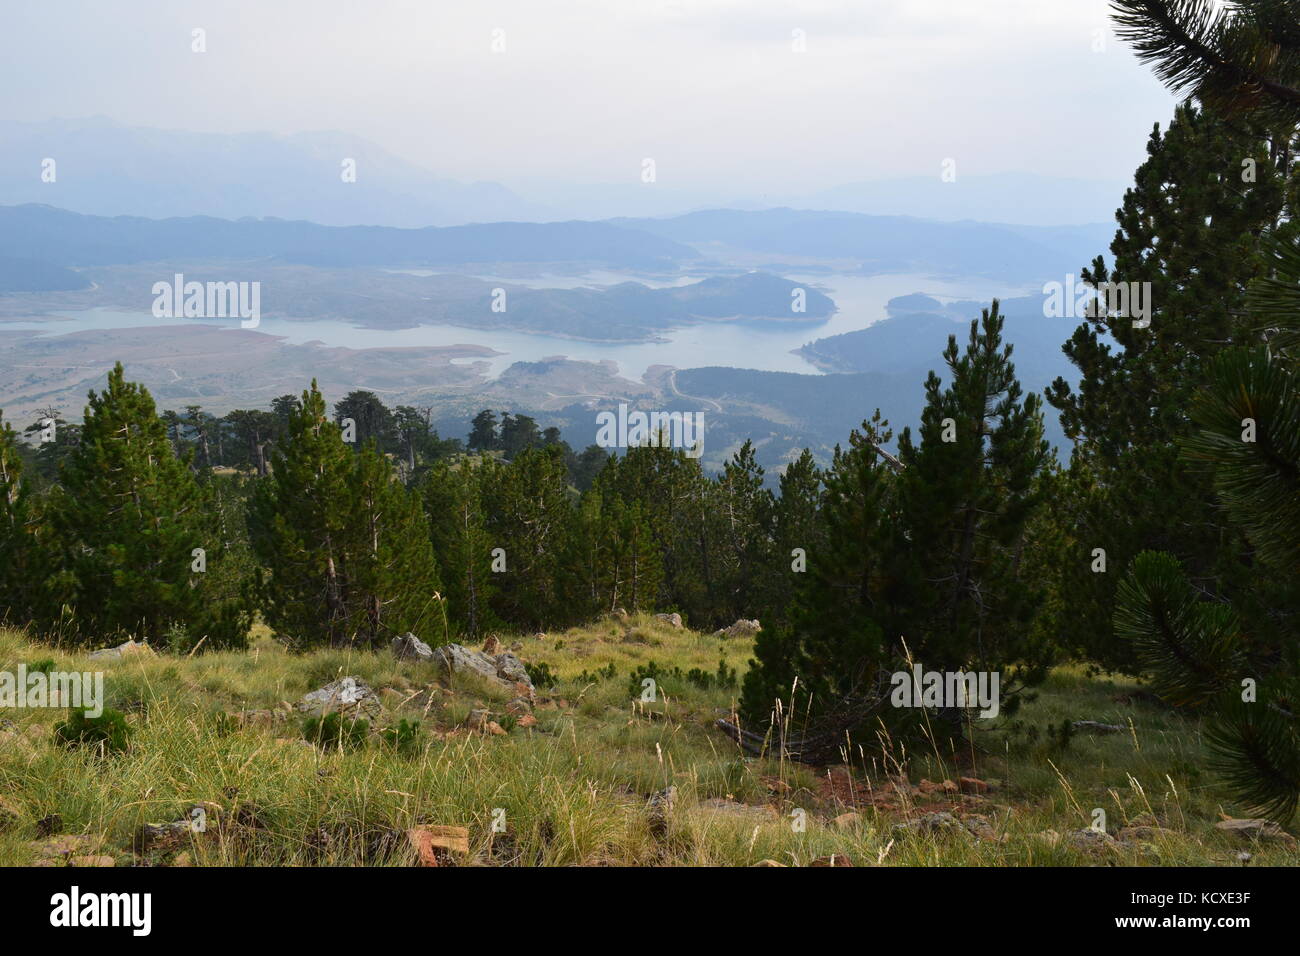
left=297, top=677, right=381, bottom=720
left=712, top=619, right=761, bottom=639
left=391, top=633, right=434, bottom=661
left=435, top=643, right=534, bottom=694
left=88, top=639, right=156, bottom=661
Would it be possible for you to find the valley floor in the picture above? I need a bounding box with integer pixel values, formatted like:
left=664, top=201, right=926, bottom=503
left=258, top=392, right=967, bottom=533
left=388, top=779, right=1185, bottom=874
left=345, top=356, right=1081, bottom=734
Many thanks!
left=0, top=618, right=1295, bottom=867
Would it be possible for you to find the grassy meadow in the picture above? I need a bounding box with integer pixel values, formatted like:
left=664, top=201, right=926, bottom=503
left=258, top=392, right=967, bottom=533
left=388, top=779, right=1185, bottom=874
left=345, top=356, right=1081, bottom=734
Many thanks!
left=0, top=616, right=1295, bottom=867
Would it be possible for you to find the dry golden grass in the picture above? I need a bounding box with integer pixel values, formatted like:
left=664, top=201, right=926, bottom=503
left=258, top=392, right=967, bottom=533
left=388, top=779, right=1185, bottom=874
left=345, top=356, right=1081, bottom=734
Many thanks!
left=0, top=617, right=1295, bottom=867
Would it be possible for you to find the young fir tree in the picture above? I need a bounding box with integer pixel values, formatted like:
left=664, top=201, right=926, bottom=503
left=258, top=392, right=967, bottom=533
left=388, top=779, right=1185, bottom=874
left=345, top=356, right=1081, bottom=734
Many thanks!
left=47, top=363, right=249, bottom=648
left=711, top=440, right=775, bottom=625
left=479, top=445, right=574, bottom=629
left=743, top=304, right=1051, bottom=738
left=740, top=417, right=892, bottom=733
left=421, top=458, right=499, bottom=640
left=0, top=411, right=46, bottom=626
left=345, top=440, right=446, bottom=646
left=895, top=302, right=1051, bottom=691
left=762, top=449, right=825, bottom=633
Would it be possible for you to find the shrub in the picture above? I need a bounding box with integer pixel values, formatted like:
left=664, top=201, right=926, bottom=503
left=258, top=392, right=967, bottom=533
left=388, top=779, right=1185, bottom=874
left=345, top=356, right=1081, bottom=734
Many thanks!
left=53, top=708, right=132, bottom=755
left=302, top=712, right=369, bottom=751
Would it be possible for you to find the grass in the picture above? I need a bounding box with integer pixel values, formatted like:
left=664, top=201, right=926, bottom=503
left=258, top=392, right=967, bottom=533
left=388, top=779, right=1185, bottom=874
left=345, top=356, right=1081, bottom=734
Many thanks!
left=0, top=616, right=1295, bottom=867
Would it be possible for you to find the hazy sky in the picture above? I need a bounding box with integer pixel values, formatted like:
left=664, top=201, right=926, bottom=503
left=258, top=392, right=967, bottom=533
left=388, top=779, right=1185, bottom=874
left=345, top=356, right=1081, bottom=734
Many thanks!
left=2, top=0, right=1177, bottom=193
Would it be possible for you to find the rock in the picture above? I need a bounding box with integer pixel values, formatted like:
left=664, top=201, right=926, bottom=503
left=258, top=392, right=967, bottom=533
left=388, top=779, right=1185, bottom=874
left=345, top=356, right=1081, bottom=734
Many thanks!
left=297, top=677, right=381, bottom=721
left=1215, top=818, right=1297, bottom=845
left=517, top=714, right=537, bottom=728
left=88, top=639, right=155, bottom=661
left=465, top=708, right=490, bottom=731
left=646, top=786, right=676, bottom=840
left=485, top=721, right=507, bottom=736
left=29, top=834, right=103, bottom=865
left=752, top=858, right=786, bottom=867
left=0, top=796, right=22, bottom=832
left=712, top=618, right=761, bottom=639
left=832, top=812, right=862, bottom=830
left=809, top=854, right=854, bottom=867
left=958, top=777, right=992, bottom=795
left=505, top=697, right=532, bottom=715
left=407, top=825, right=469, bottom=866
left=1032, top=829, right=1061, bottom=846
left=1118, top=824, right=1177, bottom=843
left=1065, top=827, right=1117, bottom=850
left=69, top=855, right=116, bottom=867
left=134, top=805, right=212, bottom=855
left=655, top=613, right=683, bottom=629
left=495, top=653, right=530, bottom=685
left=435, top=643, right=534, bottom=694
left=391, top=633, right=434, bottom=662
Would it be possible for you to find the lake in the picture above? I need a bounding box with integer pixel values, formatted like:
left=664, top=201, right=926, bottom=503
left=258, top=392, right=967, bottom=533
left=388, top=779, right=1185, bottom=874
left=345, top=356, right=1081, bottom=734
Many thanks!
left=5, top=272, right=1029, bottom=380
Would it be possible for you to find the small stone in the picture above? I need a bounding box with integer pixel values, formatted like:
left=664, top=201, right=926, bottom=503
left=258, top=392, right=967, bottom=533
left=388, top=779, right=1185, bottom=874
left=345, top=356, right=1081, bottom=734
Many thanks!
left=517, top=714, right=537, bottom=728
left=485, top=721, right=507, bottom=736
left=751, top=858, right=786, bottom=867
left=1215, top=818, right=1297, bottom=845
left=958, top=777, right=991, bottom=795
left=654, top=613, right=683, bottom=629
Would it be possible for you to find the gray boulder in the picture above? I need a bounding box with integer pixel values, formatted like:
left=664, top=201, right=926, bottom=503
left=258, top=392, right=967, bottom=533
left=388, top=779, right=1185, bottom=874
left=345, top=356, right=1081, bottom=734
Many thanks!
left=391, top=633, right=434, bottom=661
left=435, top=643, right=534, bottom=693
left=297, top=677, right=381, bottom=720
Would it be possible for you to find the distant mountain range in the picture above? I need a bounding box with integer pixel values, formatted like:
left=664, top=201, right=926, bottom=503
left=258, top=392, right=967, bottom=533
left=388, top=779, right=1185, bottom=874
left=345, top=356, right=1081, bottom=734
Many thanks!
left=0, top=118, right=1126, bottom=228
left=2, top=202, right=1113, bottom=295
left=611, top=209, right=1113, bottom=283
left=0, top=203, right=695, bottom=290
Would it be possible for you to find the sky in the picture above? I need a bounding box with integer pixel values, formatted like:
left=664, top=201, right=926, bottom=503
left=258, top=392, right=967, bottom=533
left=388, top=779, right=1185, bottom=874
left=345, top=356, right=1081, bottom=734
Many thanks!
left=1, top=0, right=1177, bottom=195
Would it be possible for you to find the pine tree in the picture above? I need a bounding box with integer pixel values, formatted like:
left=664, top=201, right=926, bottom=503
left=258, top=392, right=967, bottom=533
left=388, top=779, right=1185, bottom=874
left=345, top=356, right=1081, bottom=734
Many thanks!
left=741, top=418, right=892, bottom=736
left=479, top=445, right=574, bottom=629
left=896, top=302, right=1051, bottom=689
left=1044, top=102, right=1295, bottom=670
left=421, top=458, right=499, bottom=639
left=0, top=411, right=46, bottom=626
left=742, top=304, right=1052, bottom=740
left=47, top=363, right=250, bottom=648
left=1106, top=0, right=1300, bottom=820
left=249, top=381, right=356, bottom=648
